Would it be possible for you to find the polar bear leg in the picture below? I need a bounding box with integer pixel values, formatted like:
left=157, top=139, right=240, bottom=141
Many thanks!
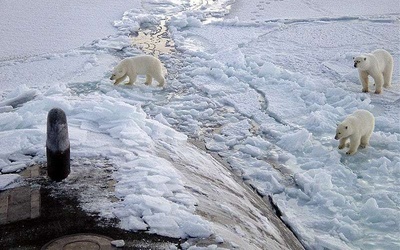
left=383, top=67, right=393, bottom=88
left=360, top=127, right=373, bottom=148
left=127, top=73, right=137, bottom=85
left=114, top=74, right=127, bottom=85
left=359, top=71, right=369, bottom=93
left=145, top=74, right=153, bottom=85
left=347, top=135, right=361, bottom=155
left=154, top=73, right=165, bottom=87
left=383, top=72, right=392, bottom=88
left=360, top=134, right=371, bottom=148
left=338, top=138, right=347, bottom=149
left=383, top=54, right=394, bottom=88
left=373, top=74, right=384, bottom=94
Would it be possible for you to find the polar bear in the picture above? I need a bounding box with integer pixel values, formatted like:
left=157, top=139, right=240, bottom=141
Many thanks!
left=335, top=110, right=375, bottom=155
left=110, top=55, right=165, bottom=87
left=353, top=49, right=393, bottom=94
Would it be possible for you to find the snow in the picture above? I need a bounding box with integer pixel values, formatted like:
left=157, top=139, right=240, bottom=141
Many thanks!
left=111, top=239, right=125, bottom=248
left=0, top=174, right=21, bottom=190
left=1, top=0, right=399, bottom=249
left=0, top=0, right=137, bottom=61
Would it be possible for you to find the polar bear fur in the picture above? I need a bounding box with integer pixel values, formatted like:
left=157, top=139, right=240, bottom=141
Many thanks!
left=353, top=49, right=393, bottom=94
left=335, top=110, right=375, bottom=155
left=110, top=55, right=165, bottom=87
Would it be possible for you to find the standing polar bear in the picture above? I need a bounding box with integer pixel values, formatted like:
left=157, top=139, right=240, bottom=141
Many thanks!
left=110, top=55, right=165, bottom=87
left=353, top=49, right=393, bottom=94
left=335, top=110, right=375, bottom=155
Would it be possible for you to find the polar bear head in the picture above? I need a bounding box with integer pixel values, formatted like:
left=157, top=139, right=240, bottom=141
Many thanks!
left=110, top=65, right=126, bottom=80
left=353, top=55, right=369, bottom=70
left=335, top=122, right=354, bottom=140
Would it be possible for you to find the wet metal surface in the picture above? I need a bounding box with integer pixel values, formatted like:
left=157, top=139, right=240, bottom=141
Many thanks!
left=1, top=165, right=41, bottom=225
left=0, top=163, right=180, bottom=250
left=0, top=186, right=40, bottom=225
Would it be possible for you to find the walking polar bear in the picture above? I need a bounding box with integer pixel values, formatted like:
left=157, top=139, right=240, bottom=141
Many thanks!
left=335, top=110, right=375, bottom=155
left=353, top=49, right=393, bottom=94
left=110, top=55, right=165, bottom=87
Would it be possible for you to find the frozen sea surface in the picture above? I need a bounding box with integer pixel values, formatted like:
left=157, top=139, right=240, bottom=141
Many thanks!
left=1, top=0, right=399, bottom=249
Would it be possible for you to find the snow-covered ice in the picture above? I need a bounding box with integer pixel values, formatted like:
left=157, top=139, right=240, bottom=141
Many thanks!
left=1, top=0, right=399, bottom=249
left=0, top=0, right=137, bottom=61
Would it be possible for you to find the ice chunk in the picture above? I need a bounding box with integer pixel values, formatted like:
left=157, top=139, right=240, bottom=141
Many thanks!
left=120, top=216, right=148, bottom=231
left=277, top=129, right=311, bottom=152
left=143, top=213, right=183, bottom=238
left=239, top=144, right=263, bottom=157
left=175, top=211, right=213, bottom=238
left=0, top=85, right=37, bottom=108
left=146, top=175, right=171, bottom=184
left=257, top=62, right=283, bottom=78
left=0, top=174, right=20, bottom=190
left=111, top=240, right=125, bottom=248
left=1, top=163, right=26, bottom=174
left=124, top=194, right=172, bottom=214
left=0, top=106, right=13, bottom=113
left=0, top=112, right=23, bottom=131
left=170, top=14, right=202, bottom=29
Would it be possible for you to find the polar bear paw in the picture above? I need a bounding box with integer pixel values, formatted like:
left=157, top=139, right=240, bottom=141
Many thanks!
left=346, top=150, right=356, bottom=155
